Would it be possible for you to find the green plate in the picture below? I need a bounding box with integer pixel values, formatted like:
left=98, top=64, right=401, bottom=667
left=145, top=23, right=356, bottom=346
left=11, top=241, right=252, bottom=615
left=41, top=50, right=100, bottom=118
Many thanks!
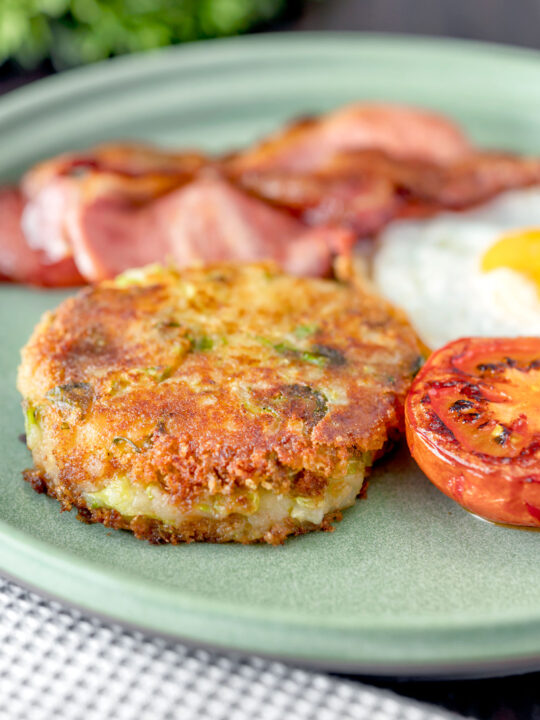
left=2, top=34, right=540, bottom=678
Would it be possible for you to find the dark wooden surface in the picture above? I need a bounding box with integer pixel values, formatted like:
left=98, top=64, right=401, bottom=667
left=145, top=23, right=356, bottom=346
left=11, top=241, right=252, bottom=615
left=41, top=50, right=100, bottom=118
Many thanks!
left=2, top=3, right=540, bottom=719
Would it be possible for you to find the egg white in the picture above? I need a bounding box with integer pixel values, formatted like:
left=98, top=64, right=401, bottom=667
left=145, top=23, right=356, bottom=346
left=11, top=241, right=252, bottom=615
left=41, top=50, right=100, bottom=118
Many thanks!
left=372, top=188, right=540, bottom=349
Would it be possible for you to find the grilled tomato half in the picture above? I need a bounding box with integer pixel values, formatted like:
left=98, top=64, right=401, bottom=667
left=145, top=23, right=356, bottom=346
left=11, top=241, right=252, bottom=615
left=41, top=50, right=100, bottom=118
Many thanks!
left=405, top=337, right=540, bottom=527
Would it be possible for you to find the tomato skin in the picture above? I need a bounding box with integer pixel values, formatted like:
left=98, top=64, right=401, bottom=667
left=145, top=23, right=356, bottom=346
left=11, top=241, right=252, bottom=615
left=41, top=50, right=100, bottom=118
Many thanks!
left=405, top=337, right=540, bottom=527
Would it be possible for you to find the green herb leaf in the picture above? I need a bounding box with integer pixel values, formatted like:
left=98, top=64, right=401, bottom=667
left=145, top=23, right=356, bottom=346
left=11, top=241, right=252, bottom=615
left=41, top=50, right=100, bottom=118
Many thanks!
left=293, top=324, right=319, bottom=339
left=308, top=344, right=346, bottom=366
left=258, top=337, right=346, bottom=368
left=143, top=366, right=172, bottom=382
left=112, top=436, right=142, bottom=453
left=260, top=384, right=328, bottom=426
left=191, top=335, right=214, bottom=352
left=25, top=404, right=40, bottom=429
left=46, top=382, right=93, bottom=418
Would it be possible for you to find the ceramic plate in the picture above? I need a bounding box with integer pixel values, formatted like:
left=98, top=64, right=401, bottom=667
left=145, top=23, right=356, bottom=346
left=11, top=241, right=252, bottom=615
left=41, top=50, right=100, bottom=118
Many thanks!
left=2, top=34, right=540, bottom=678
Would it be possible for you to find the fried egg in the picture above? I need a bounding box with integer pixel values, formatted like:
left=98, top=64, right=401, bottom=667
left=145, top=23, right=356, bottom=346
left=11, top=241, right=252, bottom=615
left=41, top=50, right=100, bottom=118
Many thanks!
left=372, top=188, right=540, bottom=349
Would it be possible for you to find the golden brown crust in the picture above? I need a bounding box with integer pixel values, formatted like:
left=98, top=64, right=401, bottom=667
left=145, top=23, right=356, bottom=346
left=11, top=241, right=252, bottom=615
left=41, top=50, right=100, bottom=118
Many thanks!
left=23, top=468, right=342, bottom=545
left=20, top=264, right=420, bottom=485
left=18, top=262, right=422, bottom=542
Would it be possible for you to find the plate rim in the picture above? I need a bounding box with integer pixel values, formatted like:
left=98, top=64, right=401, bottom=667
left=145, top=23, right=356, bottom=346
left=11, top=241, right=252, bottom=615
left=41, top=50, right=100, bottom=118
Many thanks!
left=4, top=564, right=540, bottom=680
left=3, top=31, right=540, bottom=676
left=3, top=31, right=540, bottom=124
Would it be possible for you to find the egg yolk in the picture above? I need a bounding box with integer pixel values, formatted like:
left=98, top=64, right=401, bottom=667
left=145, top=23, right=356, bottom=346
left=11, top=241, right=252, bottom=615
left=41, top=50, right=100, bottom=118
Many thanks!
left=482, top=229, right=540, bottom=292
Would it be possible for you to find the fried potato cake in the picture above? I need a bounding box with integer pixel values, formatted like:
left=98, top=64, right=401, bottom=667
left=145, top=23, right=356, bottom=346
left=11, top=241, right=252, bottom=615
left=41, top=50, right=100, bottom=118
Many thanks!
left=18, top=262, right=422, bottom=544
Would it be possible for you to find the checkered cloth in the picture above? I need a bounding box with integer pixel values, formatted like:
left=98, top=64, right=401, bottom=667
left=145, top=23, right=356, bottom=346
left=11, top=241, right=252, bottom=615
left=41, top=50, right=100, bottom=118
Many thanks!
left=0, top=577, right=467, bottom=720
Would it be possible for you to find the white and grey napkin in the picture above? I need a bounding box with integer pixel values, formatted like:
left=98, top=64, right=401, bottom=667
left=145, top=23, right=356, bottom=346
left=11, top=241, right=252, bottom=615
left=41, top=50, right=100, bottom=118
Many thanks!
left=0, top=577, right=468, bottom=720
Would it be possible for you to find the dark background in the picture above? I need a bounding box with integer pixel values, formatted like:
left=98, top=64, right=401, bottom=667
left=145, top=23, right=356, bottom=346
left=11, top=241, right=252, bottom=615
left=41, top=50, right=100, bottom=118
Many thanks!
left=295, top=0, right=540, bottom=49
left=2, top=2, right=540, bottom=719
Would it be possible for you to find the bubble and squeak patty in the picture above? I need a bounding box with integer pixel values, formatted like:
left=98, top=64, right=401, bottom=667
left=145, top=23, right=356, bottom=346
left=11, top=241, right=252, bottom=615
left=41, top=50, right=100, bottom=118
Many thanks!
left=18, top=262, right=422, bottom=544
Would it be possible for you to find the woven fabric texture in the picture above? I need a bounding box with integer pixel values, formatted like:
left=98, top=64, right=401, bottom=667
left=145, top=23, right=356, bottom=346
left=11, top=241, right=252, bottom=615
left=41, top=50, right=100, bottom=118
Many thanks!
left=0, top=577, right=467, bottom=720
